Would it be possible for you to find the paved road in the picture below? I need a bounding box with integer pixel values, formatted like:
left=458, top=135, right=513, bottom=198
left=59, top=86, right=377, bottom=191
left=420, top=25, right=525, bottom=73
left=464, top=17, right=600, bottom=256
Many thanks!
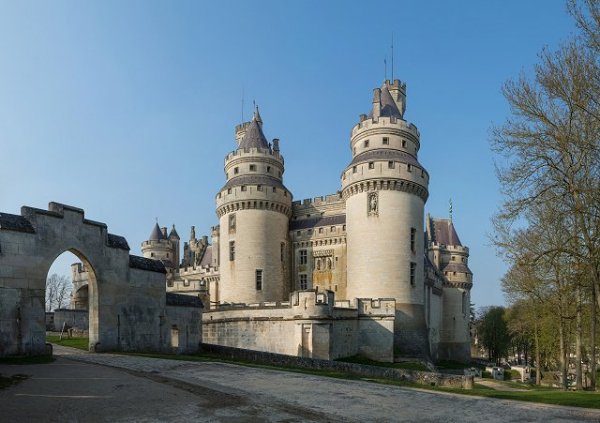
left=1, top=346, right=600, bottom=422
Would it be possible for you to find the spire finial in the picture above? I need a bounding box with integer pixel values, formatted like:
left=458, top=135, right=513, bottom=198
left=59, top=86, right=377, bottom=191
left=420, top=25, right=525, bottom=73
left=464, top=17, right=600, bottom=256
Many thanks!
left=391, top=34, right=394, bottom=82
left=384, top=56, right=387, bottom=81
left=449, top=198, right=453, bottom=222
left=155, top=217, right=158, bottom=224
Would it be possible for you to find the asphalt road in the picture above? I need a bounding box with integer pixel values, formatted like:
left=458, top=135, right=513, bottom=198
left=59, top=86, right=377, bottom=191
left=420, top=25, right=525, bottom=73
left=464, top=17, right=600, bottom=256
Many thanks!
left=1, top=346, right=600, bottom=423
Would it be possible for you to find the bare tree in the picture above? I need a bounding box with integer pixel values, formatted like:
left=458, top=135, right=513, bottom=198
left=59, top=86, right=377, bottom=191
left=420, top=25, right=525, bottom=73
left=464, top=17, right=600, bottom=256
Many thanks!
left=46, top=273, right=72, bottom=311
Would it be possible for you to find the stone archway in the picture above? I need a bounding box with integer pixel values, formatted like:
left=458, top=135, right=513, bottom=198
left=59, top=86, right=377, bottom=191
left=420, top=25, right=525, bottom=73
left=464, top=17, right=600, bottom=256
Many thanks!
left=0, top=202, right=178, bottom=356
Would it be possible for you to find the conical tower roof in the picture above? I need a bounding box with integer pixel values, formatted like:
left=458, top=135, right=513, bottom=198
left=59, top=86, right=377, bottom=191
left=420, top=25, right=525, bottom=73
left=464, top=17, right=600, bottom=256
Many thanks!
left=149, top=222, right=165, bottom=241
left=168, top=224, right=180, bottom=240
left=238, top=116, right=269, bottom=150
left=379, top=84, right=402, bottom=118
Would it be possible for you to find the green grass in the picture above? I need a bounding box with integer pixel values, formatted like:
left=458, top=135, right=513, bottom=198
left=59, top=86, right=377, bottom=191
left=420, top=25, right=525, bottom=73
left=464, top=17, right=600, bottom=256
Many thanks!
left=336, top=355, right=429, bottom=371
left=46, top=335, right=89, bottom=351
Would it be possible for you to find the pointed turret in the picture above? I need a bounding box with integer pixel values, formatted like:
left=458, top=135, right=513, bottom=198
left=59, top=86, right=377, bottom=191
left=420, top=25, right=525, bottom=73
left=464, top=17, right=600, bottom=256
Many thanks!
left=169, top=224, right=180, bottom=240
left=149, top=222, right=165, bottom=241
left=238, top=116, right=269, bottom=150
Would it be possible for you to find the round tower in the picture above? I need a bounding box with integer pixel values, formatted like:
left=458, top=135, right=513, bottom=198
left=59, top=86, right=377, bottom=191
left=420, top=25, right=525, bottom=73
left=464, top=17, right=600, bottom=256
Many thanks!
left=216, top=110, right=292, bottom=304
left=341, top=79, right=430, bottom=356
left=141, top=222, right=175, bottom=271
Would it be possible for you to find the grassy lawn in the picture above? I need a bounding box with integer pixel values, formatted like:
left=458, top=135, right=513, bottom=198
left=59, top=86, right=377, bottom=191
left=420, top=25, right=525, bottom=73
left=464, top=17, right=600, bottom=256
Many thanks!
left=46, top=335, right=89, bottom=351
left=337, top=355, right=429, bottom=371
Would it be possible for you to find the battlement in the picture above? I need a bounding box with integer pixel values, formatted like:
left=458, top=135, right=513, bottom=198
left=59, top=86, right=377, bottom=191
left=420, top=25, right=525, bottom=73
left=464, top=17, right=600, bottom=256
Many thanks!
left=385, top=78, right=407, bottom=92
left=352, top=116, right=420, bottom=139
left=291, top=192, right=344, bottom=208
left=225, top=147, right=284, bottom=164
left=429, top=243, right=469, bottom=254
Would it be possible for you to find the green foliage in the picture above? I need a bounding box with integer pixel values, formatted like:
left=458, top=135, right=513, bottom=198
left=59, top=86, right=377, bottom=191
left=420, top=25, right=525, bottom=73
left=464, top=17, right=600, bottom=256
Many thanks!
left=478, top=306, right=511, bottom=363
left=46, top=335, right=89, bottom=351
left=482, top=370, right=492, bottom=378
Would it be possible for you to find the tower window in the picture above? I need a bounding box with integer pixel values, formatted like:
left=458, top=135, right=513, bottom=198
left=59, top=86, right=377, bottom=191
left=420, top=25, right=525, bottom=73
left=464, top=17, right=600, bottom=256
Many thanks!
left=407, top=164, right=412, bottom=172
left=299, top=249, right=307, bottom=265
left=331, top=226, right=335, bottom=232
left=364, top=140, right=369, bottom=148
left=352, top=166, right=357, bottom=173
left=368, top=162, right=374, bottom=169
left=150, top=252, right=154, bottom=257
left=383, top=137, right=389, bottom=145
left=273, top=187, right=277, bottom=192
left=255, top=269, right=263, bottom=290
left=280, top=242, right=285, bottom=262
left=267, top=166, right=271, bottom=173
left=299, top=274, right=308, bottom=290
left=249, top=164, right=256, bottom=171
left=388, top=161, right=394, bottom=169
left=402, top=140, right=407, bottom=148
left=410, top=262, right=416, bottom=286
left=229, top=214, right=236, bottom=231
left=241, top=185, right=247, bottom=191
left=410, top=228, right=416, bottom=253
left=234, top=167, right=239, bottom=174
left=319, top=228, right=323, bottom=234
left=257, top=185, right=262, bottom=191
left=227, top=188, right=232, bottom=194
left=451, top=256, right=455, bottom=261
left=229, top=241, right=235, bottom=261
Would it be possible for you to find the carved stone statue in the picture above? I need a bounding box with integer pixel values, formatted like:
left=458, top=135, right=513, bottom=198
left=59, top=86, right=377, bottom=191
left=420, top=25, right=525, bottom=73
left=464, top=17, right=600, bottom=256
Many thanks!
left=368, top=192, right=378, bottom=214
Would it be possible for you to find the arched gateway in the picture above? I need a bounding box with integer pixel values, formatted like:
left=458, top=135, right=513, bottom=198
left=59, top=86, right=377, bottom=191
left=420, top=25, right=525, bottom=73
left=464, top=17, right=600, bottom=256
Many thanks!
left=0, top=202, right=202, bottom=356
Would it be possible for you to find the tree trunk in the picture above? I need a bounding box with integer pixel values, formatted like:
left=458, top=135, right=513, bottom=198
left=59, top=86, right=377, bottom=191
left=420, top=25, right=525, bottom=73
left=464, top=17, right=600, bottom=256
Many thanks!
left=592, top=281, right=597, bottom=391
left=535, top=320, right=541, bottom=385
left=559, top=320, right=568, bottom=391
left=576, top=285, right=583, bottom=390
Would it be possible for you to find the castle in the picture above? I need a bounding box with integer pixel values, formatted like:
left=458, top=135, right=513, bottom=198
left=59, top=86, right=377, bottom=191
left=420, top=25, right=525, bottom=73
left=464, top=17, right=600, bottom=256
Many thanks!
left=140, top=79, right=473, bottom=362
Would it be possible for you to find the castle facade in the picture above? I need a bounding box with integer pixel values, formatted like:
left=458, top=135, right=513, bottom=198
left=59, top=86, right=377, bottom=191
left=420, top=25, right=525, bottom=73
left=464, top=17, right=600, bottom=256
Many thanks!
left=143, top=79, right=473, bottom=362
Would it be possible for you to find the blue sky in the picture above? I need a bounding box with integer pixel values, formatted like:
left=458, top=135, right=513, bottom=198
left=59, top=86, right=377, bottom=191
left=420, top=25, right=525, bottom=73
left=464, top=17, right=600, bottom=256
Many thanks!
left=0, top=1, right=575, bottom=307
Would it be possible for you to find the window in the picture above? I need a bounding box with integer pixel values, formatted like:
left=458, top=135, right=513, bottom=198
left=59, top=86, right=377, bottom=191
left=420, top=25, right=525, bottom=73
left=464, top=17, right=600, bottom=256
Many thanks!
left=319, top=228, right=323, bottom=234
left=368, top=162, right=374, bottom=169
left=183, top=279, right=190, bottom=287
left=410, top=262, right=416, bottom=286
left=227, top=188, right=232, bottom=194
left=299, top=274, right=308, bottom=290
left=280, top=242, right=285, bottom=261
left=249, top=164, right=256, bottom=171
left=352, top=166, right=357, bottom=173
left=267, top=166, right=271, bottom=173
left=273, top=187, right=277, bottom=192
left=257, top=185, right=262, bottom=191
left=331, top=226, right=335, bottom=232
left=241, top=185, right=247, bottom=191
left=402, top=140, right=407, bottom=147
left=383, top=137, right=389, bottom=145
left=451, top=256, right=455, bottom=261
left=256, top=269, right=263, bottom=290
left=407, top=164, right=412, bottom=172
left=364, top=140, right=369, bottom=148
left=229, top=214, right=236, bottom=231
left=150, top=252, right=154, bottom=257
left=296, top=230, right=301, bottom=236
left=342, top=225, right=346, bottom=231
left=234, top=167, right=239, bottom=174
left=300, top=249, right=307, bottom=265
left=229, top=241, right=235, bottom=261
left=388, top=161, right=394, bottom=169
left=410, top=227, right=416, bottom=253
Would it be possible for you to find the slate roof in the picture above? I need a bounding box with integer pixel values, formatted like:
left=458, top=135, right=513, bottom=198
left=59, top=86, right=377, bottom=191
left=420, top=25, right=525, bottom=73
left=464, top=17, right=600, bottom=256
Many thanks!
left=379, top=84, right=402, bottom=118
left=168, top=225, right=180, bottom=240
left=149, top=223, right=165, bottom=241
left=442, top=261, right=473, bottom=275
left=428, top=218, right=462, bottom=246
left=107, top=234, right=130, bottom=250
left=221, top=174, right=288, bottom=192
left=350, top=149, right=423, bottom=167
left=129, top=255, right=166, bottom=273
left=290, top=214, right=346, bottom=231
left=166, top=292, right=203, bottom=308
left=0, top=213, right=35, bottom=233
left=199, top=245, right=212, bottom=267
left=238, top=118, right=269, bottom=150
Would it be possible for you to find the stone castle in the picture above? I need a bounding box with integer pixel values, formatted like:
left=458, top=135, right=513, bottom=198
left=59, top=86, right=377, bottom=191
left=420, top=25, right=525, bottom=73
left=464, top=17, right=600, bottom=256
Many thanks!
left=140, top=78, right=473, bottom=362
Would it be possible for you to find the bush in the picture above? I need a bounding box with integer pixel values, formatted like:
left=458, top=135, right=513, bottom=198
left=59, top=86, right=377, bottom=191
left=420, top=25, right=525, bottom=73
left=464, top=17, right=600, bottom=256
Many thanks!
left=482, top=370, right=492, bottom=379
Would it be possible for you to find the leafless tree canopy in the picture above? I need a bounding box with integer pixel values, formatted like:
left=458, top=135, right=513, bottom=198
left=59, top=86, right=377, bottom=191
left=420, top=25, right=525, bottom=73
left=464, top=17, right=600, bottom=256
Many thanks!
left=46, top=273, right=72, bottom=312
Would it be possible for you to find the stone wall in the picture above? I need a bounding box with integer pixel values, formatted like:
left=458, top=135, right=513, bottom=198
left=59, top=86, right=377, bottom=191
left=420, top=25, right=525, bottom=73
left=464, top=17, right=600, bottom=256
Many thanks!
left=203, top=290, right=395, bottom=362
left=53, top=309, right=88, bottom=331
left=0, top=202, right=202, bottom=357
left=201, top=343, right=472, bottom=389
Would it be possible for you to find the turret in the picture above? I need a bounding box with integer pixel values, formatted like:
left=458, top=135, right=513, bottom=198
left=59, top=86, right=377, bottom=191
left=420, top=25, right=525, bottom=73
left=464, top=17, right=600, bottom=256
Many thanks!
left=141, top=222, right=177, bottom=271
left=168, top=224, right=180, bottom=270
left=426, top=215, right=473, bottom=361
left=341, top=79, right=430, bottom=357
left=216, top=110, right=292, bottom=304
